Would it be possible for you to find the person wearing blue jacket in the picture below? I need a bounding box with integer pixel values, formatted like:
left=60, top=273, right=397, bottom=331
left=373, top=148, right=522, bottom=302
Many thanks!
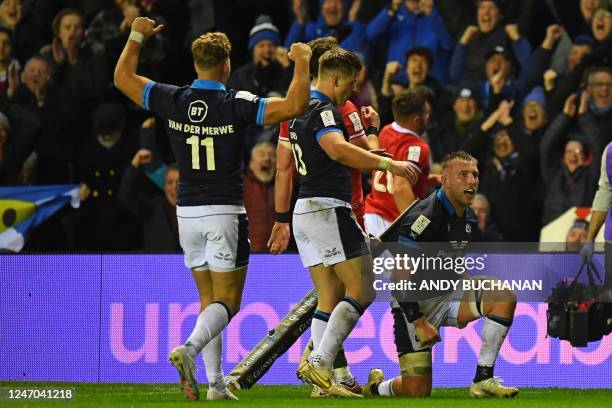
left=365, top=0, right=452, bottom=84
left=285, top=0, right=368, bottom=57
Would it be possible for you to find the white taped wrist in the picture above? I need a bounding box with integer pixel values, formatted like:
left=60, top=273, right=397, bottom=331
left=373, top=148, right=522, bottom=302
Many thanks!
left=129, top=31, right=145, bottom=44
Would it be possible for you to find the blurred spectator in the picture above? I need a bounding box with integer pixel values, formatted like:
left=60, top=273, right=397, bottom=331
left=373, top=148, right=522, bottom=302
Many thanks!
left=285, top=0, right=368, bottom=57
left=366, top=0, right=452, bottom=84
left=575, top=67, right=612, bottom=176
left=428, top=81, right=483, bottom=163
left=0, top=102, right=39, bottom=184
left=86, top=0, right=169, bottom=82
left=470, top=101, right=538, bottom=240
left=449, top=1, right=531, bottom=84
left=540, top=94, right=598, bottom=226
left=75, top=102, right=139, bottom=250
left=119, top=147, right=180, bottom=252
left=229, top=16, right=291, bottom=98
left=519, top=87, right=547, bottom=158
left=565, top=218, right=589, bottom=251
left=244, top=141, right=275, bottom=252
left=471, top=193, right=504, bottom=241
left=352, top=57, right=377, bottom=111
left=484, top=43, right=530, bottom=114
left=7, top=55, right=79, bottom=184
left=0, top=27, right=17, bottom=94
left=379, top=47, right=449, bottom=124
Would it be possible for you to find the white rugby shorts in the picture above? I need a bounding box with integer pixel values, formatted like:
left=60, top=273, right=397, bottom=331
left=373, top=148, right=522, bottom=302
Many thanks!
left=177, top=205, right=249, bottom=272
left=293, top=197, right=369, bottom=267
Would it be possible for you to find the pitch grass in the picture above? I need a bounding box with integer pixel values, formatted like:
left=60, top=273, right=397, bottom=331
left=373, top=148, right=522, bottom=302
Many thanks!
left=0, top=383, right=610, bottom=408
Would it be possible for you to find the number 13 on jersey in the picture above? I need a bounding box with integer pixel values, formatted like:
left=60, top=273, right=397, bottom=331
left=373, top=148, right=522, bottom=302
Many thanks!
left=186, top=135, right=215, bottom=170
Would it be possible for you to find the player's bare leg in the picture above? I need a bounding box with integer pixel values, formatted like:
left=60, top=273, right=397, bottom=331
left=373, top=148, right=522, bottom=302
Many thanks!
left=299, top=255, right=374, bottom=397
left=170, top=267, right=246, bottom=401
left=457, top=284, right=518, bottom=398
left=299, top=265, right=360, bottom=396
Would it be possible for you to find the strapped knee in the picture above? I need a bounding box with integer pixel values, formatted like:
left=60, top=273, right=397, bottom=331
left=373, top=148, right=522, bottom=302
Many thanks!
left=399, top=351, right=432, bottom=377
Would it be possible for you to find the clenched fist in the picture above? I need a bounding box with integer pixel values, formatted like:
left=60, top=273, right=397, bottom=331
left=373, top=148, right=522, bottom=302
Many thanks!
left=288, top=42, right=312, bottom=63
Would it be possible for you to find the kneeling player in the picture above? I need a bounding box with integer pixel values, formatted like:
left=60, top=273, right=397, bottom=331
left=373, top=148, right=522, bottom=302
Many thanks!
left=364, top=152, right=519, bottom=399
left=271, top=48, right=417, bottom=397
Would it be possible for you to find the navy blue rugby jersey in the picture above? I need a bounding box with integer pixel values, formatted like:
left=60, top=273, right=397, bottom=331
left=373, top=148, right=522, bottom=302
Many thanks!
left=288, top=90, right=352, bottom=203
left=142, top=79, right=267, bottom=206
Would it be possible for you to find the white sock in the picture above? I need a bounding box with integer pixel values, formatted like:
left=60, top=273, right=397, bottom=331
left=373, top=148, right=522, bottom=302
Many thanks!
left=478, top=317, right=510, bottom=367
left=377, top=378, right=396, bottom=396
left=185, top=302, right=230, bottom=357
left=311, top=311, right=329, bottom=350
left=311, top=299, right=361, bottom=369
left=201, top=333, right=226, bottom=392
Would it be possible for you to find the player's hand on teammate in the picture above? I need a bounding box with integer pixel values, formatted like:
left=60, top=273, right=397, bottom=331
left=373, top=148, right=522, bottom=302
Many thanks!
left=131, top=17, right=164, bottom=38
left=361, top=106, right=380, bottom=130
left=131, top=148, right=153, bottom=168
left=389, top=160, right=419, bottom=185
left=413, top=316, right=441, bottom=346
left=268, top=222, right=291, bottom=255
left=287, top=42, right=312, bottom=63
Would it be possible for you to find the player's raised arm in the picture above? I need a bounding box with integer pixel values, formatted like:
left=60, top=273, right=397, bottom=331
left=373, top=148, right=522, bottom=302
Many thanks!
left=262, top=43, right=312, bottom=125
left=114, top=17, right=164, bottom=107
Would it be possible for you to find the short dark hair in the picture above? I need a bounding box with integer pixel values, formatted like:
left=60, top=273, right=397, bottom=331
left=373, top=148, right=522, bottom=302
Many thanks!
left=52, top=9, right=84, bottom=37
left=318, top=48, right=362, bottom=79
left=586, top=65, right=612, bottom=83
left=308, top=36, right=338, bottom=78
left=391, top=87, right=429, bottom=120
left=441, top=151, right=478, bottom=170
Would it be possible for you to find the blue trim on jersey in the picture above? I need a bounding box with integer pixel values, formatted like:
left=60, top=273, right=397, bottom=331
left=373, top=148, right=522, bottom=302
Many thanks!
left=142, top=81, right=155, bottom=110
left=191, top=79, right=226, bottom=91
left=398, top=235, right=420, bottom=249
left=256, top=97, right=268, bottom=126
left=310, top=90, right=332, bottom=103
left=316, top=126, right=342, bottom=142
left=437, top=188, right=456, bottom=216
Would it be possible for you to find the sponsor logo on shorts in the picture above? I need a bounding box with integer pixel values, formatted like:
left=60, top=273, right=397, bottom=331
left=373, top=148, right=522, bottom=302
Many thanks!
left=214, top=252, right=233, bottom=262
left=323, top=247, right=341, bottom=259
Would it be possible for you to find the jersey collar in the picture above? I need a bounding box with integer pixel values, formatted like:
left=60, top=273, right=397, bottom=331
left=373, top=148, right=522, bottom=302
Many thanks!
left=311, top=90, right=332, bottom=103
left=191, top=80, right=226, bottom=91
left=436, top=188, right=456, bottom=217
left=391, top=122, right=420, bottom=138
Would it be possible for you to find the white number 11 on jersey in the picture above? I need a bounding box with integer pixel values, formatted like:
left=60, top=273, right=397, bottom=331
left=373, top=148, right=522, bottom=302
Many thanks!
left=186, top=135, right=215, bottom=170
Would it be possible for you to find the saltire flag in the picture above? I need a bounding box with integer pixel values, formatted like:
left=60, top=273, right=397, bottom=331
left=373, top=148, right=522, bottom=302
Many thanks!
left=0, top=184, right=80, bottom=252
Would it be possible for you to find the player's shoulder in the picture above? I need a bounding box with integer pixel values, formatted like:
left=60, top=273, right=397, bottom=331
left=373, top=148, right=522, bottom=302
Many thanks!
left=338, top=100, right=359, bottom=116
left=402, top=193, right=437, bottom=228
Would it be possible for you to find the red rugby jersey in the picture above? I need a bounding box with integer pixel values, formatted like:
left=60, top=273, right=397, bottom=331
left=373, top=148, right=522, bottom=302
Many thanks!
left=364, top=122, right=430, bottom=223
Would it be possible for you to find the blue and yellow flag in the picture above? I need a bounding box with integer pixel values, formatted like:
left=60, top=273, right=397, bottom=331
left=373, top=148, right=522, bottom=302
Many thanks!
left=0, top=185, right=80, bottom=252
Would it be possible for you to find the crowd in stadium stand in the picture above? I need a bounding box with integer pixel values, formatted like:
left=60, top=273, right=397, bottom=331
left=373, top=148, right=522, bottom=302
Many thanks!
left=0, top=0, right=610, bottom=251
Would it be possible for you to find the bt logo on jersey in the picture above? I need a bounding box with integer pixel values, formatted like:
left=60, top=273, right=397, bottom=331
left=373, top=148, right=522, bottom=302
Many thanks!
left=188, top=100, right=208, bottom=123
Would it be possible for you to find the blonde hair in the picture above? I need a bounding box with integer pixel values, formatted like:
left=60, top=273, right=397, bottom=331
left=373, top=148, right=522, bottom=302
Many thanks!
left=191, top=32, right=232, bottom=70
left=318, top=48, right=362, bottom=79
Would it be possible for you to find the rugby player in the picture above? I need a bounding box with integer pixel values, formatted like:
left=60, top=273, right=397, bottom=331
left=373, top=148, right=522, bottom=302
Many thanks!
left=114, top=17, right=312, bottom=401
left=364, top=88, right=432, bottom=237
left=270, top=47, right=417, bottom=398
left=364, top=151, right=519, bottom=398
left=271, top=36, right=380, bottom=397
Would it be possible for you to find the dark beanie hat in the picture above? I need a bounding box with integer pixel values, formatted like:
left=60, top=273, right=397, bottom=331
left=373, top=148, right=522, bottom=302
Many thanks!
left=248, top=15, right=281, bottom=50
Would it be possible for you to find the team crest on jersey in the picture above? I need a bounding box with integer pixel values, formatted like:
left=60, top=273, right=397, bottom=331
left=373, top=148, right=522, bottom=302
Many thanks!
left=188, top=100, right=208, bottom=123
left=411, top=215, right=430, bottom=235
left=320, top=110, right=336, bottom=127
